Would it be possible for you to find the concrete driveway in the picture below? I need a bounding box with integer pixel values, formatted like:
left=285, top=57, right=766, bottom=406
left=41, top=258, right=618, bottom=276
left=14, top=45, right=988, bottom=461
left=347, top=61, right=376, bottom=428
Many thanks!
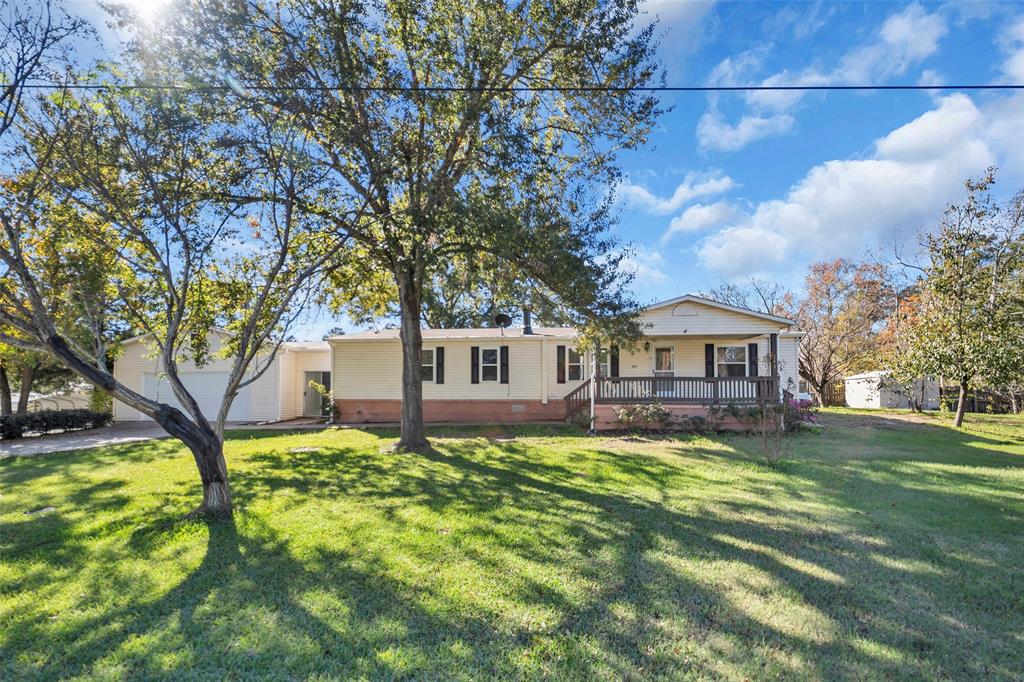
left=0, top=423, right=171, bottom=458
left=0, top=418, right=332, bottom=458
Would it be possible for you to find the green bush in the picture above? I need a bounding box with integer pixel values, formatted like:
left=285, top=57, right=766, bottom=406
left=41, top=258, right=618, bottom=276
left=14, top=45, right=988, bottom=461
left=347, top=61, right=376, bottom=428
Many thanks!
left=0, top=409, right=113, bottom=440
left=88, top=388, right=113, bottom=414
left=614, top=402, right=671, bottom=429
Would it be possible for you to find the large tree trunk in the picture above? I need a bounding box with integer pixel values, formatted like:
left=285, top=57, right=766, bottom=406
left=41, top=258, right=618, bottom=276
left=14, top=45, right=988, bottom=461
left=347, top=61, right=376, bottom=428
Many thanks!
left=16, top=363, right=37, bottom=414
left=0, top=364, right=12, bottom=417
left=809, top=379, right=827, bottom=407
left=396, top=264, right=428, bottom=451
left=42, top=333, right=233, bottom=519
left=186, top=434, right=232, bottom=519
left=1010, top=392, right=1020, bottom=415
left=953, top=378, right=969, bottom=428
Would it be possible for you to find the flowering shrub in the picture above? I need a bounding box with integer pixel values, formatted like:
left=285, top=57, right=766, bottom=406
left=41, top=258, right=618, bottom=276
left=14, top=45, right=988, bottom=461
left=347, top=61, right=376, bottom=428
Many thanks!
left=785, top=398, right=817, bottom=431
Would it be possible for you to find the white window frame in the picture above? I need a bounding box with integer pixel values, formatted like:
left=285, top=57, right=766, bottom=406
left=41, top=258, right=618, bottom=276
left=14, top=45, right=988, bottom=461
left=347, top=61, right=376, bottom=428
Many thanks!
left=716, top=345, right=747, bottom=378
left=421, top=348, right=435, bottom=383
left=480, top=347, right=499, bottom=382
left=567, top=348, right=583, bottom=381
left=653, top=346, right=674, bottom=376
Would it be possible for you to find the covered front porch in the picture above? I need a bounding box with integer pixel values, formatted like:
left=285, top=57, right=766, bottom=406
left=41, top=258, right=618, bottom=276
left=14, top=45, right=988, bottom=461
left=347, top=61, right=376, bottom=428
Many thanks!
left=564, top=332, right=785, bottom=422
left=564, top=375, right=781, bottom=420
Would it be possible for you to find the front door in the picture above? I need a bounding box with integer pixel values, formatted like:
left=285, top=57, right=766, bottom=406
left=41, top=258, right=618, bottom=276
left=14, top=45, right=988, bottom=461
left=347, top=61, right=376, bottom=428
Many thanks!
left=303, top=371, right=331, bottom=417
left=653, top=346, right=675, bottom=398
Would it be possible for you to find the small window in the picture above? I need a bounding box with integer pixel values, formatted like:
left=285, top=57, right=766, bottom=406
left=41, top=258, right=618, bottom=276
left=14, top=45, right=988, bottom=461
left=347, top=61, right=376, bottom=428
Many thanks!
left=717, top=346, right=747, bottom=377
left=568, top=348, right=583, bottom=381
left=654, top=347, right=674, bottom=374
left=420, top=349, right=435, bottom=382
left=481, top=347, right=499, bottom=381
left=597, top=349, right=610, bottom=377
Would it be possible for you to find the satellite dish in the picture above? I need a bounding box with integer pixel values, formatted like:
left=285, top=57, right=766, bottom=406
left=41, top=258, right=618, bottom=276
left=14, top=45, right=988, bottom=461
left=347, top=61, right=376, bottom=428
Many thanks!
left=494, top=313, right=513, bottom=328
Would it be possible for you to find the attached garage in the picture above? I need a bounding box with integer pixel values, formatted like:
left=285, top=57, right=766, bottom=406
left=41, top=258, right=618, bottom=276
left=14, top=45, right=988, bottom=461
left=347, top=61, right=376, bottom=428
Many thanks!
left=113, top=332, right=330, bottom=423
left=142, top=372, right=251, bottom=422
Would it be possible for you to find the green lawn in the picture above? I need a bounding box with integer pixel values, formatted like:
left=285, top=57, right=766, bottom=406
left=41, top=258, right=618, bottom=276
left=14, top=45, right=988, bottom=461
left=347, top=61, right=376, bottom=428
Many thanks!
left=2, top=410, right=1023, bottom=680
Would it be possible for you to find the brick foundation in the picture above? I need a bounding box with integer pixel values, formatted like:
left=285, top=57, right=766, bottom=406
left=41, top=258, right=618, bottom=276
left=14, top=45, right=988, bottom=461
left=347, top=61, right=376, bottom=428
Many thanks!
left=592, top=404, right=766, bottom=432
left=335, top=399, right=566, bottom=424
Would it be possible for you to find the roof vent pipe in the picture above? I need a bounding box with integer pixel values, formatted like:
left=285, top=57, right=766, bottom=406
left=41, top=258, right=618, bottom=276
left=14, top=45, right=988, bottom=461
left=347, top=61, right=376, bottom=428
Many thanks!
left=523, top=309, right=533, bottom=335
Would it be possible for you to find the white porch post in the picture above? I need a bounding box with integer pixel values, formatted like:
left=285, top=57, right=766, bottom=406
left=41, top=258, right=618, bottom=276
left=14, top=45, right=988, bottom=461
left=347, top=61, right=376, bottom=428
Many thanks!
left=589, top=343, right=598, bottom=434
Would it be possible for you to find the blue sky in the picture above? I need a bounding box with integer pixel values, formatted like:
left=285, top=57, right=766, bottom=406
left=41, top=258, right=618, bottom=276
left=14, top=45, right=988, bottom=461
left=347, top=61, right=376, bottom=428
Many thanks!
left=611, top=0, right=1024, bottom=310
left=69, top=1, right=1024, bottom=339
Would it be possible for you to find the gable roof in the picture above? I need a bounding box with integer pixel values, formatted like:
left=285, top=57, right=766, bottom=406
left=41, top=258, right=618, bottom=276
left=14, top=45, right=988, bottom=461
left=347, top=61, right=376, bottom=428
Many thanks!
left=644, top=294, right=796, bottom=326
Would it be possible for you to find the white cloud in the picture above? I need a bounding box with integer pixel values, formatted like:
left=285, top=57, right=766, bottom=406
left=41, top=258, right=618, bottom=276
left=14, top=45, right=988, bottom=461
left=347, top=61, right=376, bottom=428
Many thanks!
left=917, top=69, right=946, bottom=88
left=620, top=246, right=669, bottom=286
left=662, top=201, right=738, bottom=243
left=701, top=4, right=948, bottom=152
left=619, top=171, right=735, bottom=214
left=999, top=16, right=1024, bottom=81
left=697, top=110, right=795, bottom=152
left=698, top=94, right=1009, bottom=274
left=639, top=0, right=717, bottom=49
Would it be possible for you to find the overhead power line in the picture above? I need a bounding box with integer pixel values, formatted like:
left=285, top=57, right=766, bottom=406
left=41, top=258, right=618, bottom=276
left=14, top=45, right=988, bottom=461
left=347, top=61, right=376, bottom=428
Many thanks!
left=4, top=82, right=1024, bottom=93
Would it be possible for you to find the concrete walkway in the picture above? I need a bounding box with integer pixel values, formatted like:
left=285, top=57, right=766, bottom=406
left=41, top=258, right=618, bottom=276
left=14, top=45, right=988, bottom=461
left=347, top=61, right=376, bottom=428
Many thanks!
left=0, top=419, right=332, bottom=458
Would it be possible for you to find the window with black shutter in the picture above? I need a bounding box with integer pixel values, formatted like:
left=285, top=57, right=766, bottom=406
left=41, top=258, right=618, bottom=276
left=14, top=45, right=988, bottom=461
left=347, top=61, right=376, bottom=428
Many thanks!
left=748, top=343, right=759, bottom=376
left=435, top=347, right=445, bottom=384
left=470, top=346, right=479, bottom=384
left=704, top=344, right=715, bottom=378
left=556, top=345, right=566, bottom=383
left=500, top=346, right=509, bottom=384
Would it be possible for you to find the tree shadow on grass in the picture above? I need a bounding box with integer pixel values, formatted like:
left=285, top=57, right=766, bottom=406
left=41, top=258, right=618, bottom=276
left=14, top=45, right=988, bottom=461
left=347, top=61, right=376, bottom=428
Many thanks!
left=3, top=422, right=1023, bottom=679
left=227, top=430, right=1023, bottom=678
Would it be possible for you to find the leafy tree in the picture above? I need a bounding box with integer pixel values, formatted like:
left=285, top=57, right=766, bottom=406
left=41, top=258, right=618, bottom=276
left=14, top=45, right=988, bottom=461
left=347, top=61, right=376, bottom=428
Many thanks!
left=894, top=172, right=1023, bottom=426
left=165, top=0, right=661, bottom=449
left=1, top=49, right=352, bottom=517
left=795, top=259, right=893, bottom=405
left=335, top=251, right=575, bottom=330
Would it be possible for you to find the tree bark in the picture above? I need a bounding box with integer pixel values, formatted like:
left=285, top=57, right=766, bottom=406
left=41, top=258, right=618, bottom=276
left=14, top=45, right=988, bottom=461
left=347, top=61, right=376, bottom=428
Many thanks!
left=396, top=263, right=428, bottom=451
left=187, top=435, right=233, bottom=519
left=1011, top=392, right=1020, bottom=415
left=953, top=378, right=969, bottom=428
left=0, top=364, right=12, bottom=417
left=810, top=379, right=827, bottom=407
left=16, top=364, right=37, bottom=414
left=41, top=333, right=233, bottom=518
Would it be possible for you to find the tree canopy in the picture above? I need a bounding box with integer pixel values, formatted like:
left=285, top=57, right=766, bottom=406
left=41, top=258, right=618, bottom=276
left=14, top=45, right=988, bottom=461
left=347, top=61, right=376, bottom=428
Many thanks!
left=152, top=0, right=664, bottom=448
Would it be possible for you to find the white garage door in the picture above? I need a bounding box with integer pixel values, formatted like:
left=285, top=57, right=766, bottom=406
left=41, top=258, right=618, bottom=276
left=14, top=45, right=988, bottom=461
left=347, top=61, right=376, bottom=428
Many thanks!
left=142, top=372, right=250, bottom=422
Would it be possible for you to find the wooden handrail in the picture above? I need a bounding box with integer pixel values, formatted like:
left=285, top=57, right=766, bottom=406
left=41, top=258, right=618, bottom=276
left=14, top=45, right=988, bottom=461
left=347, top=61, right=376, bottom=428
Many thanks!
left=563, top=378, right=591, bottom=420
left=591, top=376, right=780, bottom=406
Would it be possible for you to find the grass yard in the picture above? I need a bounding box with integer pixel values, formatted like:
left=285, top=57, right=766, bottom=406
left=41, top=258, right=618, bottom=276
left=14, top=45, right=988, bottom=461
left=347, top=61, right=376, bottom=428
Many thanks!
left=2, top=409, right=1023, bottom=680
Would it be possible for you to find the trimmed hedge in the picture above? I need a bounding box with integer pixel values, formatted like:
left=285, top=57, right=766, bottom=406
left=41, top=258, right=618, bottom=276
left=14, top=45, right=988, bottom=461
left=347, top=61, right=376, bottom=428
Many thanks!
left=0, top=409, right=113, bottom=440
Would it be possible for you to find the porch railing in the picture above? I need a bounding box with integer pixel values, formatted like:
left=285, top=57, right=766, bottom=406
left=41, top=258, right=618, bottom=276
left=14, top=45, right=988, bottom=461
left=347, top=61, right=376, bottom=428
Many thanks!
left=565, top=375, right=780, bottom=419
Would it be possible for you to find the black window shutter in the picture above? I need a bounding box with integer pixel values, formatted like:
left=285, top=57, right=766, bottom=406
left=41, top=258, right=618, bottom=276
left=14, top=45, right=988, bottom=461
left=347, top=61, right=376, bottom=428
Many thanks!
left=435, top=347, right=445, bottom=384
left=556, top=345, right=566, bottom=383
left=704, top=344, right=715, bottom=378
left=611, top=345, right=620, bottom=377
left=470, top=346, right=479, bottom=384
left=500, top=345, right=509, bottom=384
left=748, top=342, right=758, bottom=377
left=769, top=333, right=779, bottom=375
